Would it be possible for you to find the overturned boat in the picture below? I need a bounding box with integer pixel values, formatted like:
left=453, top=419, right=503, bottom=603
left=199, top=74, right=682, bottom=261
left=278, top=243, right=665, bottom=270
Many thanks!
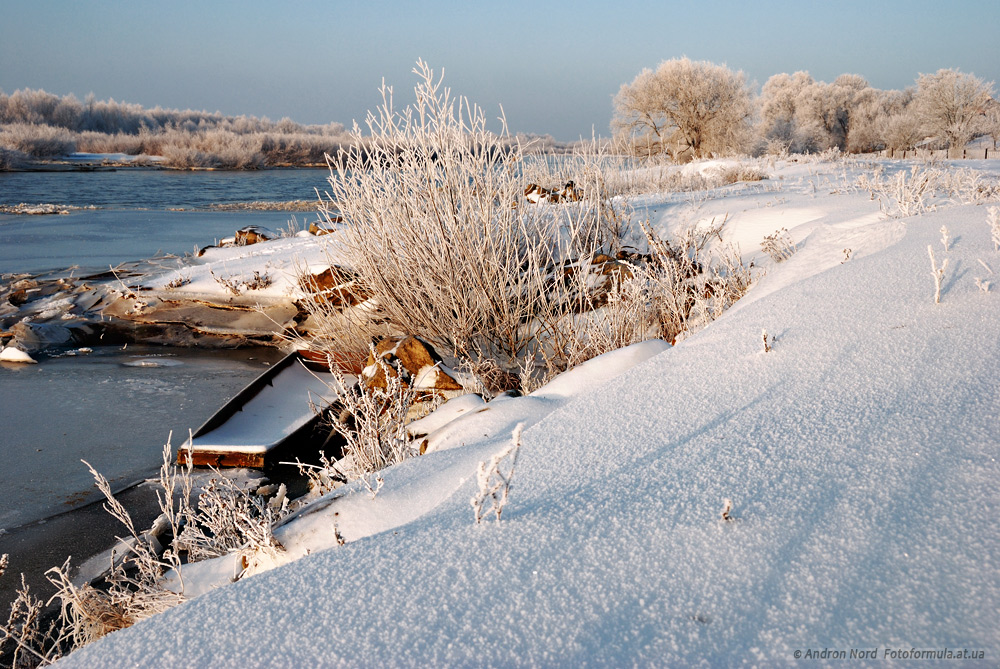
left=178, top=350, right=354, bottom=468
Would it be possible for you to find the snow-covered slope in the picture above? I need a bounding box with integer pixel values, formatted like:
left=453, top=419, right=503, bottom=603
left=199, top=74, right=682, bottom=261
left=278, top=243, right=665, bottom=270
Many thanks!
left=60, top=162, right=1000, bottom=666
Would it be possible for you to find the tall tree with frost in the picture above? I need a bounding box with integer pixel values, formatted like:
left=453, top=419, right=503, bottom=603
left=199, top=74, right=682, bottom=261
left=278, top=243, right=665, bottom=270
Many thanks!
left=914, top=68, right=994, bottom=149
left=759, top=71, right=814, bottom=151
left=612, top=57, right=753, bottom=160
left=794, top=74, right=876, bottom=152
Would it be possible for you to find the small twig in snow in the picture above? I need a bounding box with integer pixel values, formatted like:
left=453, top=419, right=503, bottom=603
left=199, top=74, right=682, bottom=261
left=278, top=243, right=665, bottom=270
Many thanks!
left=928, top=245, right=948, bottom=304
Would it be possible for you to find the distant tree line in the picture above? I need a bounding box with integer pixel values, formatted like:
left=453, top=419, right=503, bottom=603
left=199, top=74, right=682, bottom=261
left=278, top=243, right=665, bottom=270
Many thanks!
left=613, top=58, right=1000, bottom=161
left=0, top=88, right=355, bottom=169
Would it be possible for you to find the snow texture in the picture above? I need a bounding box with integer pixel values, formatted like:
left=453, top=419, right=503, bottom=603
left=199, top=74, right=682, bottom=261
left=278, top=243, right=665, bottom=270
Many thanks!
left=60, top=159, right=1000, bottom=667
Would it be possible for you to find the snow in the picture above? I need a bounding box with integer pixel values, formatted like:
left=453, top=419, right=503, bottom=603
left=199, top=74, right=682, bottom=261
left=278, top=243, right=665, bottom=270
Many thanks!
left=58, top=158, right=1000, bottom=666
left=0, top=345, right=37, bottom=363
left=142, top=233, right=345, bottom=303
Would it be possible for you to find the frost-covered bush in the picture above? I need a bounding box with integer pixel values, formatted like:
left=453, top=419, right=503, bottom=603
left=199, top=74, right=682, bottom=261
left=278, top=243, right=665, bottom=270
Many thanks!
left=857, top=165, right=1000, bottom=219
left=760, top=228, right=797, bottom=262
left=0, top=442, right=294, bottom=665
left=629, top=160, right=767, bottom=195
left=0, top=88, right=354, bottom=168
left=321, top=359, right=418, bottom=496
left=0, top=123, right=76, bottom=157
left=857, top=166, right=939, bottom=218
left=313, top=61, right=619, bottom=371
left=472, top=424, right=523, bottom=524
left=0, top=146, right=30, bottom=170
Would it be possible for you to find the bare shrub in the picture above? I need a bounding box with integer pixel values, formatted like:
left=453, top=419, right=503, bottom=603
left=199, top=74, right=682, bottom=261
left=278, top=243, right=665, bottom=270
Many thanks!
left=287, top=451, right=345, bottom=506
left=0, top=440, right=295, bottom=664
left=760, top=228, right=797, bottom=262
left=321, top=357, right=418, bottom=496
left=45, top=459, right=187, bottom=646
left=928, top=245, right=948, bottom=304
left=936, top=168, right=1000, bottom=204
left=856, top=165, right=939, bottom=217
left=0, top=574, right=63, bottom=667
left=0, top=147, right=30, bottom=170
left=988, top=206, right=1000, bottom=252
left=545, top=221, right=755, bottom=370
left=0, top=123, right=76, bottom=157
left=857, top=165, right=1000, bottom=218
left=0, top=87, right=355, bottom=167
left=173, top=474, right=286, bottom=572
left=315, top=61, right=615, bottom=372
left=209, top=269, right=272, bottom=296
left=471, top=424, right=523, bottom=524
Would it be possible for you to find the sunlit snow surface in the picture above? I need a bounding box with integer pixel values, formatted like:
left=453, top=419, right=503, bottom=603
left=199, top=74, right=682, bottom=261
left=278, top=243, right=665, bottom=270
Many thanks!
left=61, top=159, right=1000, bottom=666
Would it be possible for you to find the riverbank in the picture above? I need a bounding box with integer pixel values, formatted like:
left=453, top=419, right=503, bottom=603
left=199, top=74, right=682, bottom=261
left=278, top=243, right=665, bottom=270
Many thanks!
left=60, top=175, right=1000, bottom=666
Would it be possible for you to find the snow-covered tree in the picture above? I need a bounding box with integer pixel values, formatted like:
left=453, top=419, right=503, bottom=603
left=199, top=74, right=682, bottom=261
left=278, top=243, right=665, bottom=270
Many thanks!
left=982, top=99, right=1000, bottom=149
left=759, top=71, right=814, bottom=151
left=913, top=68, right=994, bottom=149
left=612, top=57, right=754, bottom=160
left=793, top=74, right=877, bottom=152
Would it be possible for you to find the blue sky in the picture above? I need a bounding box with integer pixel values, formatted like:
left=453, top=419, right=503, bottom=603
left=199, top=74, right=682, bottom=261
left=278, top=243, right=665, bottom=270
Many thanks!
left=2, top=0, right=998, bottom=140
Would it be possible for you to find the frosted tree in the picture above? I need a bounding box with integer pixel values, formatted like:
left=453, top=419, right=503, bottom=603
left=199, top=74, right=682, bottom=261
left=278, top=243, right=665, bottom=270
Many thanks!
left=613, top=57, right=754, bottom=160
left=758, top=71, right=815, bottom=152
left=793, top=74, right=877, bottom=152
left=913, top=68, right=994, bottom=149
left=875, top=89, right=921, bottom=152
left=982, top=100, right=1000, bottom=149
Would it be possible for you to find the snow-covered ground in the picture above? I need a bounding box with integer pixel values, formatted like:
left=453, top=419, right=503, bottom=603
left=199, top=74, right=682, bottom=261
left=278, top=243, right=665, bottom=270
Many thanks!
left=59, top=157, right=1000, bottom=666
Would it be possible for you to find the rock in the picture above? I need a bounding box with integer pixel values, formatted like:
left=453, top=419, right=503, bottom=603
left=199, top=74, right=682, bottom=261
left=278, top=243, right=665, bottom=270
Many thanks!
left=362, top=336, right=464, bottom=393
left=308, top=216, right=342, bottom=236
left=234, top=225, right=277, bottom=246
left=9, top=320, right=75, bottom=350
left=524, top=181, right=583, bottom=204
left=560, top=180, right=583, bottom=202
left=8, top=289, right=29, bottom=306
left=524, top=184, right=556, bottom=204
left=298, top=266, right=367, bottom=309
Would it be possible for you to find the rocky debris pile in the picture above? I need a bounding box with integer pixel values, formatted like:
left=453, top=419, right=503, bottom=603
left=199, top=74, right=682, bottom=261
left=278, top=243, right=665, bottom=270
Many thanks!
left=297, top=266, right=367, bottom=310
left=233, top=225, right=277, bottom=246
left=0, top=203, right=99, bottom=215
left=308, top=215, right=343, bottom=236
left=196, top=225, right=278, bottom=257
left=0, top=228, right=316, bottom=355
left=523, top=181, right=583, bottom=204
left=360, top=336, right=468, bottom=422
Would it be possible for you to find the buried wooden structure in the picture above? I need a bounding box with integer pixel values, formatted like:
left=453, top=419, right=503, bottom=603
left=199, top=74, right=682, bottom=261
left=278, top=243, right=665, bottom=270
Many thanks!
left=178, top=350, right=361, bottom=468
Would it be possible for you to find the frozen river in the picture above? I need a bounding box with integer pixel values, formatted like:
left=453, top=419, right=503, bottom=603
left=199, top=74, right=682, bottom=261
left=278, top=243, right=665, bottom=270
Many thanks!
left=0, top=345, right=286, bottom=530
left=0, top=167, right=331, bottom=530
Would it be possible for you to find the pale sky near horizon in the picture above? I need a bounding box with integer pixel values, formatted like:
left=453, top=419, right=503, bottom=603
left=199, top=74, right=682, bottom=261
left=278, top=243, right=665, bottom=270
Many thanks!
left=2, top=0, right=998, bottom=140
